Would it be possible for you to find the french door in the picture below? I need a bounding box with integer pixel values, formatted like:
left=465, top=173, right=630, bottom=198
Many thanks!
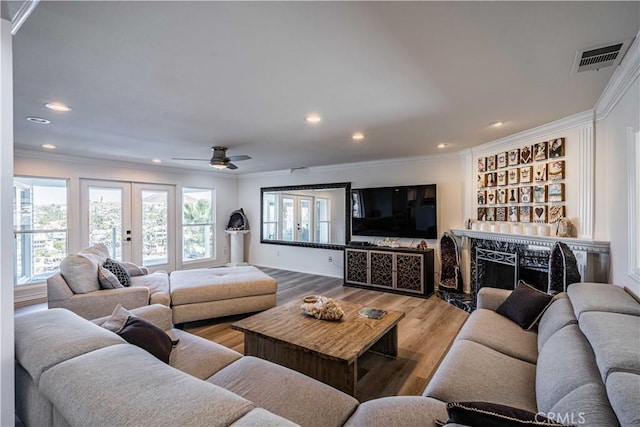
left=280, top=194, right=313, bottom=242
left=80, top=180, right=176, bottom=272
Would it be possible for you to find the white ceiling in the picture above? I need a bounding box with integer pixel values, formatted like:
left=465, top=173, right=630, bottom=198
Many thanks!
left=12, top=1, right=639, bottom=174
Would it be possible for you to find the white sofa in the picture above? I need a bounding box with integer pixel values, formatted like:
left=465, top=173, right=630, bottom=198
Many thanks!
left=47, top=243, right=170, bottom=319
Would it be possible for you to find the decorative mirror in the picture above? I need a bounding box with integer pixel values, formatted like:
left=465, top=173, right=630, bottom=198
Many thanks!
left=260, top=182, right=351, bottom=250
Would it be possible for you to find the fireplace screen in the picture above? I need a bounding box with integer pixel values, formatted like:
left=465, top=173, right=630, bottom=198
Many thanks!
left=475, top=248, right=518, bottom=293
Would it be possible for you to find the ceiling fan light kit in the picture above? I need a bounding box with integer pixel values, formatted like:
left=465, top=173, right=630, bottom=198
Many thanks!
left=172, top=146, right=251, bottom=170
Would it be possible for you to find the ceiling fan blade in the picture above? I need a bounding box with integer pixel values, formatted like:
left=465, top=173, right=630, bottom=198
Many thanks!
left=226, top=162, right=238, bottom=170
left=227, top=155, right=251, bottom=162
left=171, top=157, right=210, bottom=161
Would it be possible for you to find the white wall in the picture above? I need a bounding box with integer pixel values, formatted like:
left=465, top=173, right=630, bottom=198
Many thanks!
left=595, top=73, right=639, bottom=294
left=14, top=151, right=240, bottom=299
left=0, top=17, right=15, bottom=426
left=238, top=154, right=464, bottom=279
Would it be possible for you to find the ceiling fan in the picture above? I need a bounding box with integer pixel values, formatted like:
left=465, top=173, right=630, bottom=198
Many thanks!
left=172, top=146, right=252, bottom=170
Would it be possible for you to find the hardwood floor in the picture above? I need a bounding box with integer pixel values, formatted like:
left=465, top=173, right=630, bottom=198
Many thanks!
left=186, top=267, right=469, bottom=402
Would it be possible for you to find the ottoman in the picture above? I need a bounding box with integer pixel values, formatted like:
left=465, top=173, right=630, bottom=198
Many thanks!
left=170, top=266, right=277, bottom=324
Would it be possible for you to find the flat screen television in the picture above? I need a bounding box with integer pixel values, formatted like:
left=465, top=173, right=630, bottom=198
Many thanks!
left=351, top=184, right=437, bottom=239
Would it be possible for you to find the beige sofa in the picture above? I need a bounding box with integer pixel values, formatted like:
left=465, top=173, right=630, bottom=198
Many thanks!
left=47, top=243, right=170, bottom=319
left=18, top=283, right=639, bottom=426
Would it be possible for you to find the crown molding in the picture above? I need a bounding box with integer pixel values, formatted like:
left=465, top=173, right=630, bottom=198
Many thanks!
left=595, top=32, right=640, bottom=121
left=7, top=0, right=39, bottom=35
left=238, top=150, right=463, bottom=180
left=14, top=148, right=238, bottom=180
left=470, top=110, right=594, bottom=156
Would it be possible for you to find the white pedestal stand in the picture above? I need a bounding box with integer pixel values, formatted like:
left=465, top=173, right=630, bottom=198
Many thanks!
left=225, top=230, right=250, bottom=267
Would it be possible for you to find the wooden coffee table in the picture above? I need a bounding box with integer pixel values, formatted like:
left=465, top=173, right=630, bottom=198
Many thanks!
left=231, top=299, right=405, bottom=396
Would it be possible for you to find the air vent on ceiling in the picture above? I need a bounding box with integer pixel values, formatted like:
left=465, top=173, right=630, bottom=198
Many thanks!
left=572, top=38, right=634, bottom=74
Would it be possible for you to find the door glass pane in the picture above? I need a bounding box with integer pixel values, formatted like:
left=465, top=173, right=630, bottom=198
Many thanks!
left=142, top=190, right=168, bottom=266
left=299, top=199, right=311, bottom=242
left=88, top=187, right=122, bottom=260
left=281, top=197, right=295, bottom=241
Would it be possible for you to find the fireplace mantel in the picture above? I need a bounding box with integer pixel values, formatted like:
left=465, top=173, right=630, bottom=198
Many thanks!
left=450, top=229, right=610, bottom=254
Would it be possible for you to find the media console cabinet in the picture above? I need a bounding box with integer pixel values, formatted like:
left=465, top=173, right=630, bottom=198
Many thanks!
left=344, top=245, right=434, bottom=298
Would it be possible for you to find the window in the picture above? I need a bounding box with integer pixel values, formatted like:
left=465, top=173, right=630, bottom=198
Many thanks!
left=13, top=177, right=68, bottom=285
left=262, top=192, right=278, bottom=240
left=629, top=128, right=640, bottom=282
left=262, top=191, right=330, bottom=244
left=315, top=198, right=331, bottom=243
left=182, top=187, right=215, bottom=262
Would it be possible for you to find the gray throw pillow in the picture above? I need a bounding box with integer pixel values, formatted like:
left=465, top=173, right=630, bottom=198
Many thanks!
left=98, top=265, right=124, bottom=289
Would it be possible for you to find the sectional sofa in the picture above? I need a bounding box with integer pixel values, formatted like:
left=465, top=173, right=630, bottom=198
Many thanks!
left=16, top=282, right=639, bottom=426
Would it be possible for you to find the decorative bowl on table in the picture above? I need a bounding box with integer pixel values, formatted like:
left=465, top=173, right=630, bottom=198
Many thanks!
left=301, top=296, right=344, bottom=321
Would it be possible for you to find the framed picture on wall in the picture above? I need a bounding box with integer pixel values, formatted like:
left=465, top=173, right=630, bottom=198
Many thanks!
left=534, top=163, right=547, bottom=182
left=520, top=146, right=533, bottom=163
left=487, top=155, right=497, bottom=171
left=497, top=152, right=508, bottom=169
left=548, top=205, right=565, bottom=223
left=507, top=168, right=519, bottom=184
left=486, top=208, right=496, bottom=221
left=520, top=166, right=533, bottom=183
left=534, top=141, right=548, bottom=161
left=508, top=148, right=520, bottom=166
left=533, top=185, right=547, bottom=203
left=478, top=157, right=487, bottom=172
left=548, top=183, right=565, bottom=202
left=477, top=174, right=486, bottom=188
left=520, top=186, right=532, bottom=203
left=486, top=172, right=497, bottom=187
left=496, top=207, right=507, bottom=221
left=533, top=205, right=547, bottom=223
left=497, top=188, right=507, bottom=204
left=478, top=207, right=487, bottom=221
left=497, top=171, right=507, bottom=186
left=549, top=138, right=565, bottom=158
left=519, top=206, right=531, bottom=222
left=548, top=161, right=565, bottom=181
left=508, top=206, right=519, bottom=222
left=507, top=187, right=519, bottom=203
left=477, top=190, right=486, bottom=205
left=486, top=189, right=496, bottom=205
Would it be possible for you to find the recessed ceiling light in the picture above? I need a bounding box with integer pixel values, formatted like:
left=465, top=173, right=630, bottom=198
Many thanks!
left=304, top=113, right=322, bottom=124
left=490, top=121, right=504, bottom=128
left=26, top=116, right=50, bottom=124
left=152, top=159, right=162, bottom=164
left=41, top=143, right=56, bottom=149
left=437, top=143, right=448, bottom=149
left=352, top=132, right=365, bottom=141
left=45, top=102, right=72, bottom=112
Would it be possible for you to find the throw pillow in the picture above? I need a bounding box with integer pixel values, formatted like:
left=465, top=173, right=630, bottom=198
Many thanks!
left=446, top=402, right=573, bottom=427
left=97, top=265, right=124, bottom=289
left=100, top=304, right=131, bottom=333
left=102, top=258, right=131, bottom=287
left=496, top=280, right=553, bottom=330
left=116, top=316, right=178, bottom=363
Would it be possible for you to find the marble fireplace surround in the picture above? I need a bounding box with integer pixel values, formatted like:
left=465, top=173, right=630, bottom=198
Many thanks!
left=444, top=229, right=610, bottom=310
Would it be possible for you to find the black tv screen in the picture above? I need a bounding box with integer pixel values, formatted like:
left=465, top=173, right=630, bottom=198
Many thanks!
left=351, top=184, right=437, bottom=239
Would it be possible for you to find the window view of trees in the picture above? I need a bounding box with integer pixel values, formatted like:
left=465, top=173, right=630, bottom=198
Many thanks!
left=141, top=190, right=169, bottom=265
left=183, top=188, right=215, bottom=261
left=13, top=177, right=68, bottom=285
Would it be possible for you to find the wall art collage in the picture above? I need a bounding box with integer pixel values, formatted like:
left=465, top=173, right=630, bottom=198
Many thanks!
left=477, top=137, right=566, bottom=225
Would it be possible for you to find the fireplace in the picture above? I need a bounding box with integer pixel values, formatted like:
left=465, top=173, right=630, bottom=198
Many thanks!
left=475, top=247, right=548, bottom=293
left=445, top=229, right=611, bottom=312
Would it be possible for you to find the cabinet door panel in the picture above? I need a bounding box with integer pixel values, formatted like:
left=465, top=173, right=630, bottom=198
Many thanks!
left=346, top=249, right=369, bottom=284
left=370, top=251, right=394, bottom=288
left=396, top=253, right=424, bottom=293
